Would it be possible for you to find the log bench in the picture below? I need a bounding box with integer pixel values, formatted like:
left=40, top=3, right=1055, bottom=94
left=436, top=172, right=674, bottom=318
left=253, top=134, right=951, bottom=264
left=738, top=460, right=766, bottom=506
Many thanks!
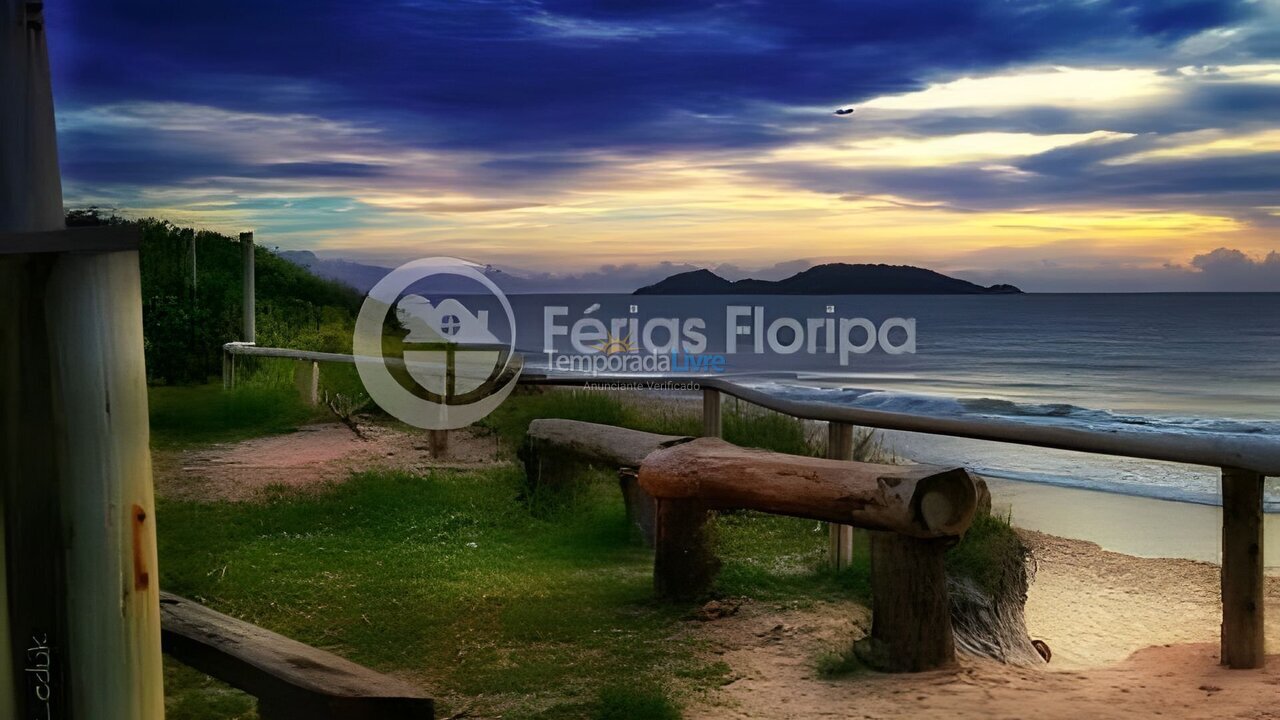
left=521, top=417, right=691, bottom=481
left=520, top=420, right=982, bottom=672
left=639, top=437, right=981, bottom=673
left=159, top=592, right=434, bottom=719
left=520, top=418, right=692, bottom=539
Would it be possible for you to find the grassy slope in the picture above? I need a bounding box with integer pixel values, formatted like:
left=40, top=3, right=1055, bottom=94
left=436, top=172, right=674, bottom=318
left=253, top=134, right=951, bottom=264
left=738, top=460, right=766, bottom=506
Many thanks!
left=157, top=387, right=1014, bottom=719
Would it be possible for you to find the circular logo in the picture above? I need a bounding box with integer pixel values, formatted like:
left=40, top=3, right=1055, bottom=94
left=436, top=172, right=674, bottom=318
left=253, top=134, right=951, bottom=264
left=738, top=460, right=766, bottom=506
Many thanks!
left=353, top=257, right=522, bottom=430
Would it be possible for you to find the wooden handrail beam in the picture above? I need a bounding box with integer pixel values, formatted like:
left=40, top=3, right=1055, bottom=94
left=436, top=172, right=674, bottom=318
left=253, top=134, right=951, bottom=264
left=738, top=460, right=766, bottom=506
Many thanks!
left=159, top=592, right=434, bottom=720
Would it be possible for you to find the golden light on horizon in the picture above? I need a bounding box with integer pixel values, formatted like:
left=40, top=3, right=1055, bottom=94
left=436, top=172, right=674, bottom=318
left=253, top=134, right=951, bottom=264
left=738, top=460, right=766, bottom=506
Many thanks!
left=61, top=62, right=1280, bottom=281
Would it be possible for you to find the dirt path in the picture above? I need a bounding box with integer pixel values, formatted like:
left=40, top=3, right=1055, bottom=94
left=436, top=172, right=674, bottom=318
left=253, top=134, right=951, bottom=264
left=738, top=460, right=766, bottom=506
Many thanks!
left=686, top=532, right=1280, bottom=720
left=155, top=421, right=508, bottom=501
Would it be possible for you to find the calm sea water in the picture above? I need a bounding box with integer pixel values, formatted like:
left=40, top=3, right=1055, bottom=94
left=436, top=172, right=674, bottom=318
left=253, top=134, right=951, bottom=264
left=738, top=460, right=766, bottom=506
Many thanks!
left=471, top=292, right=1280, bottom=509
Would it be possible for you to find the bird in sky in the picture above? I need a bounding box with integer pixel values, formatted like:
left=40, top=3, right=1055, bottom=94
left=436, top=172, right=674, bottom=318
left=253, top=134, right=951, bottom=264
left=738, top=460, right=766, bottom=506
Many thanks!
left=833, top=108, right=855, bottom=116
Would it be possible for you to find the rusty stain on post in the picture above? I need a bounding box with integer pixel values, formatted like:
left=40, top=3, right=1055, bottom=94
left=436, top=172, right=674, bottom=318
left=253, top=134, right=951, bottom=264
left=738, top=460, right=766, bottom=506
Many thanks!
left=131, top=505, right=150, bottom=592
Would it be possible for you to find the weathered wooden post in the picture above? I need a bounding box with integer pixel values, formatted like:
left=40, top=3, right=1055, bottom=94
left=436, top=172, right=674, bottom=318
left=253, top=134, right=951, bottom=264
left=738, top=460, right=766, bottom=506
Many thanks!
left=702, top=387, right=721, bottom=438
left=0, top=3, right=165, bottom=716
left=617, top=468, right=657, bottom=547
left=429, top=429, right=449, bottom=458
left=241, top=231, right=255, bottom=343
left=652, top=497, right=719, bottom=601
left=294, top=360, right=319, bottom=406
left=1220, top=466, right=1265, bottom=669
left=827, top=422, right=855, bottom=570
left=858, top=532, right=956, bottom=672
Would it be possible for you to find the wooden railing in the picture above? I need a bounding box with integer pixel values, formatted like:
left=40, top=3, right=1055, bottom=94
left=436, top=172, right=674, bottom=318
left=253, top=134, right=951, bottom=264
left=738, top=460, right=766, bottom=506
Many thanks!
left=223, top=342, right=1278, bottom=669
left=160, top=592, right=433, bottom=719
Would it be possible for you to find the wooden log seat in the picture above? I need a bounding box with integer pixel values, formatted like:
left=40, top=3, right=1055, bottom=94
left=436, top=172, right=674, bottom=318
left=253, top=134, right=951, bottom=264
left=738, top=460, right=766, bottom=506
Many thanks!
left=638, top=437, right=981, bottom=672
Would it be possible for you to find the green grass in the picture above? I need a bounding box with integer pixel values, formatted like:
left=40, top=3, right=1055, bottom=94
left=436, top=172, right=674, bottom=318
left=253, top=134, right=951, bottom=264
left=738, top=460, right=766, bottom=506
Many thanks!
left=814, top=646, right=869, bottom=679
left=163, top=662, right=256, bottom=720
left=157, top=468, right=732, bottom=718
left=149, top=384, right=321, bottom=449
left=156, top=464, right=878, bottom=718
left=945, top=510, right=1025, bottom=596
left=715, top=512, right=871, bottom=603
left=595, top=684, right=681, bottom=720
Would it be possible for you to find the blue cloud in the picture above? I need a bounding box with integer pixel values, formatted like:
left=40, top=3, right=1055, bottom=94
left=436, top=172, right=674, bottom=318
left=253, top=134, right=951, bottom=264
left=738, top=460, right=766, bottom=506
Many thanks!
left=47, top=0, right=1256, bottom=156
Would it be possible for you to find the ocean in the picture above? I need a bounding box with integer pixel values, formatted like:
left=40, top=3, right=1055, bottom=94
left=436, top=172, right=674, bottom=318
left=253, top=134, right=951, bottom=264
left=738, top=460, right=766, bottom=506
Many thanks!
left=473, top=292, right=1280, bottom=510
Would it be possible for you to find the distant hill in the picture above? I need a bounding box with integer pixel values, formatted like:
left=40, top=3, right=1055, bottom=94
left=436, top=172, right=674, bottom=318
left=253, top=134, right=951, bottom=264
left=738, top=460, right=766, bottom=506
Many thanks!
left=277, top=250, right=552, bottom=295
left=277, top=250, right=391, bottom=294
left=634, top=263, right=1022, bottom=295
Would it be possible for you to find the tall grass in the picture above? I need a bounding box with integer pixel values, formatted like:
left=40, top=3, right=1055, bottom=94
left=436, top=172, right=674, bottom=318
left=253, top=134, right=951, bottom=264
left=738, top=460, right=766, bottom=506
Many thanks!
left=148, top=384, right=319, bottom=449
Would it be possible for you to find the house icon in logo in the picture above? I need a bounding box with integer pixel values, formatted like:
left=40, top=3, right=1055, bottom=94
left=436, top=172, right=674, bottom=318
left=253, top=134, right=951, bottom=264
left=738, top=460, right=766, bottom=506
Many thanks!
left=394, top=295, right=505, bottom=396
left=395, top=295, right=500, bottom=346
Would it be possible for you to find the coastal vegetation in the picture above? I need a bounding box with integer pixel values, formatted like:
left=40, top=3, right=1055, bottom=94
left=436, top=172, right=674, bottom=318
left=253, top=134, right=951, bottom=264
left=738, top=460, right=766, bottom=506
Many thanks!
left=68, top=211, right=361, bottom=384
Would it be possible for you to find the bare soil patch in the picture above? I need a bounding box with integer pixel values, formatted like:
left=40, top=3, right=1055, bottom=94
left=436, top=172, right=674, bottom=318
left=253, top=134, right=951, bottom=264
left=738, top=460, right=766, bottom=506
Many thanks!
left=156, top=421, right=508, bottom=501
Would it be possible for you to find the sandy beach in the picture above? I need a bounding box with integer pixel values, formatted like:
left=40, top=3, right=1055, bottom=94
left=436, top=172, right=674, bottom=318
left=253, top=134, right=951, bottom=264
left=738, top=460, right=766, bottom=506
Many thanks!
left=686, top=529, right=1280, bottom=719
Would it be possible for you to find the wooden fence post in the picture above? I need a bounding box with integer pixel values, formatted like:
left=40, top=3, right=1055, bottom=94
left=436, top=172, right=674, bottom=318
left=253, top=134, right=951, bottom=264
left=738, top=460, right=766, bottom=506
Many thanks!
left=294, top=360, right=319, bottom=406
left=827, top=422, right=855, bottom=570
left=702, top=387, right=721, bottom=438
left=3, top=3, right=163, bottom=716
left=241, top=231, right=255, bottom=343
left=48, top=252, right=166, bottom=717
left=429, top=429, right=449, bottom=458
left=1221, top=466, right=1265, bottom=669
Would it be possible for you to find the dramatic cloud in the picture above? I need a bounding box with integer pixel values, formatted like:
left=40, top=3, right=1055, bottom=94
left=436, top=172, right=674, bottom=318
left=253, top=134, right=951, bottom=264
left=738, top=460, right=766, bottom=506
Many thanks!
left=44, top=0, right=1280, bottom=289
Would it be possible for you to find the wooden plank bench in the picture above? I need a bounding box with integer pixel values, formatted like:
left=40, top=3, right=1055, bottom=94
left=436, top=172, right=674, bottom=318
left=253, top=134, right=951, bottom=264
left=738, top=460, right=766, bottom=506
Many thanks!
left=159, top=592, right=434, bottom=720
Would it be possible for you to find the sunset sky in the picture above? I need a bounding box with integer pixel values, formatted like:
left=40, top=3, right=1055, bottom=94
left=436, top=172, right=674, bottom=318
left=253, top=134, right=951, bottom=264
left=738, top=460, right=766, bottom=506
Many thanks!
left=48, top=0, right=1280, bottom=291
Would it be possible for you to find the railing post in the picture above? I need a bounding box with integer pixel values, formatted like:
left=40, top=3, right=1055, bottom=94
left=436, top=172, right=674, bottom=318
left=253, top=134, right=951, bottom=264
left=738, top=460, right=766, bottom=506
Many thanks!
left=1220, top=466, right=1265, bottom=669
left=293, top=360, right=318, bottom=406
left=429, top=429, right=449, bottom=458
left=827, top=422, right=855, bottom=570
left=702, top=387, right=721, bottom=438
left=240, top=231, right=255, bottom=344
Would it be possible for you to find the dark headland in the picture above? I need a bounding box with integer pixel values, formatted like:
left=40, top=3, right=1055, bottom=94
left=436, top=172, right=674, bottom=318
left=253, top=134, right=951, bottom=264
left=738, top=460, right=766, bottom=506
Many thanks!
left=634, top=263, right=1022, bottom=295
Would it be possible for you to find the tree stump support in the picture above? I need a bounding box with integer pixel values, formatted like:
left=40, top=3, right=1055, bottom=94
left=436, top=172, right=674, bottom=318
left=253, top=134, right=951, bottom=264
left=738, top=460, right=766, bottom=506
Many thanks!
left=653, top=498, right=719, bottom=601
left=856, top=532, right=957, bottom=672
left=618, top=468, right=657, bottom=547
